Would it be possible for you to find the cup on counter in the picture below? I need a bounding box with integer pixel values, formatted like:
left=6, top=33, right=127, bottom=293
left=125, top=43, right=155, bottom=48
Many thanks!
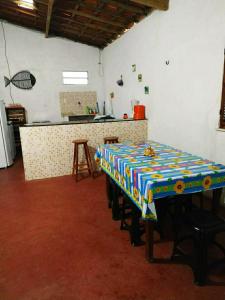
left=123, top=113, right=128, bottom=119
left=133, top=105, right=145, bottom=120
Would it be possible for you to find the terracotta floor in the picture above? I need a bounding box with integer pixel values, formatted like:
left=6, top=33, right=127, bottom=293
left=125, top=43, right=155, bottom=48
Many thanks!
left=0, top=158, right=225, bottom=300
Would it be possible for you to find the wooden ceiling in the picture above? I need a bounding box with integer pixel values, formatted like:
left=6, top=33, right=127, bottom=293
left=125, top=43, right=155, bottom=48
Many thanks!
left=0, top=0, right=169, bottom=48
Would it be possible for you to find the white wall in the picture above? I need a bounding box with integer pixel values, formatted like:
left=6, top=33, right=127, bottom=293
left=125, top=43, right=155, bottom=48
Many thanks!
left=0, top=22, right=104, bottom=122
left=103, top=0, right=225, bottom=164
left=1, top=2, right=225, bottom=165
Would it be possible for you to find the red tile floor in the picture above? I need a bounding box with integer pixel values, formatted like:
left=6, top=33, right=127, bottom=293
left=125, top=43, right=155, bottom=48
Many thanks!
left=0, top=158, right=225, bottom=300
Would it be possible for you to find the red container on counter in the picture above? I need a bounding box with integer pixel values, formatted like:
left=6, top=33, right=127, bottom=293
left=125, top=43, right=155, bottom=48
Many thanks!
left=133, top=105, right=145, bottom=120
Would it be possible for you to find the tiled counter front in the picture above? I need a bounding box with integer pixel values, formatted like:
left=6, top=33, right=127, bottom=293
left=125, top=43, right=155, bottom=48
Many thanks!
left=20, top=120, right=148, bottom=180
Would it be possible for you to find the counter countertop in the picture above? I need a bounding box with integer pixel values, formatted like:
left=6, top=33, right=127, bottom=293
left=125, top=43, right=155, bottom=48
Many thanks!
left=23, top=118, right=146, bottom=127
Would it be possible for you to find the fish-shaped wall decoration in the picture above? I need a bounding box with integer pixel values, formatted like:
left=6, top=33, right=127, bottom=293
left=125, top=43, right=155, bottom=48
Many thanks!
left=4, top=71, right=36, bottom=90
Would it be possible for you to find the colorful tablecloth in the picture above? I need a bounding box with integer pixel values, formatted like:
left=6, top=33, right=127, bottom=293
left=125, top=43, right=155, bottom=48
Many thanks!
left=95, top=141, right=225, bottom=220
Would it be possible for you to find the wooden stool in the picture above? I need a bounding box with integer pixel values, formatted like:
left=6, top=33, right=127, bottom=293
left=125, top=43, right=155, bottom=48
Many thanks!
left=72, top=139, right=92, bottom=181
left=171, top=207, right=225, bottom=285
left=104, top=136, right=119, bottom=144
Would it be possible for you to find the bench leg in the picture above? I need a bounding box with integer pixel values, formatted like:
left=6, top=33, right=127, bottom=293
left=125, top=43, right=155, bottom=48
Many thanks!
left=145, top=220, right=154, bottom=262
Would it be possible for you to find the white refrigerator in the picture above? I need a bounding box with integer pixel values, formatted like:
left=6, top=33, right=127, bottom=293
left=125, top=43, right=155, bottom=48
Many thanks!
left=0, top=100, right=15, bottom=168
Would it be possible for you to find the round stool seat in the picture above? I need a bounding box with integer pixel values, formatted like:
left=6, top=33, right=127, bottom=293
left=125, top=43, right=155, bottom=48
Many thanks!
left=73, top=139, right=88, bottom=144
left=104, top=136, right=119, bottom=144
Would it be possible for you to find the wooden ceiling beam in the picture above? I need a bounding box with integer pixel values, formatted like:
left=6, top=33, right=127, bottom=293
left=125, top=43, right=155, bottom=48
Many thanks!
left=0, top=6, right=41, bottom=18
left=78, top=1, right=106, bottom=39
left=34, top=0, right=48, bottom=5
left=45, top=0, right=55, bottom=37
left=65, top=9, right=126, bottom=28
left=70, top=0, right=83, bottom=19
left=0, top=14, right=45, bottom=32
left=54, top=31, right=103, bottom=48
left=52, top=25, right=108, bottom=42
left=105, top=0, right=148, bottom=14
left=52, top=21, right=113, bottom=39
left=0, top=0, right=168, bottom=48
left=53, top=15, right=119, bottom=34
left=130, top=0, right=169, bottom=10
left=90, top=5, right=125, bottom=43
left=0, top=2, right=40, bottom=17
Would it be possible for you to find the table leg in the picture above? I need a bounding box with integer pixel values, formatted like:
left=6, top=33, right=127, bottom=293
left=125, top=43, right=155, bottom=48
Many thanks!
left=111, top=180, right=120, bottom=220
left=130, top=202, right=144, bottom=246
left=212, top=188, right=223, bottom=214
left=106, top=174, right=112, bottom=208
left=145, top=220, right=154, bottom=262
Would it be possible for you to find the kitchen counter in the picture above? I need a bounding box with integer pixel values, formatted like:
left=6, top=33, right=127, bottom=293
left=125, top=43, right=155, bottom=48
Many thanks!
left=23, top=118, right=140, bottom=127
left=20, top=119, right=148, bottom=180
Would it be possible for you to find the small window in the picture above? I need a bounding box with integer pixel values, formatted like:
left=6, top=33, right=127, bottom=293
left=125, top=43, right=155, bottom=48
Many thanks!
left=18, top=0, right=35, bottom=10
left=63, top=71, right=88, bottom=85
left=219, top=56, right=225, bottom=129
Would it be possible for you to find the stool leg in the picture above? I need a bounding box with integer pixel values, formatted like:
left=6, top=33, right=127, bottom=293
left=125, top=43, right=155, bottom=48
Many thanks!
left=193, top=236, right=207, bottom=285
left=75, top=143, right=79, bottom=182
left=84, top=143, right=92, bottom=176
left=86, top=145, right=93, bottom=176
left=106, top=174, right=112, bottom=208
left=72, top=144, right=76, bottom=176
left=212, top=188, right=223, bottom=214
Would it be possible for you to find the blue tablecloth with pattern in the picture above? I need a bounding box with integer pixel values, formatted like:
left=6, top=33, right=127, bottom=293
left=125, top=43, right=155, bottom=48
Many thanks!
left=95, top=141, right=225, bottom=220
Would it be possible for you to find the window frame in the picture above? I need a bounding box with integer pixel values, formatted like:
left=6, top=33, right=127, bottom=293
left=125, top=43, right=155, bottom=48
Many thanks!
left=62, top=71, right=88, bottom=85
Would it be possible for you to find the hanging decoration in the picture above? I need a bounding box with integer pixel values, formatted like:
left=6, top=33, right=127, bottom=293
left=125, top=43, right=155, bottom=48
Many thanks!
left=117, top=75, right=124, bottom=86
left=144, top=86, right=149, bottom=94
left=138, top=74, right=142, bottom=82
left=4, top=70, right=36, bottom=90
left=132, top=64, right=136, bottom=72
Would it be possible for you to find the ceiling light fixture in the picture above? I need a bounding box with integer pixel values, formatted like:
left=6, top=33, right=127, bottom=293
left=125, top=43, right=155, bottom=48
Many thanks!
left=16, top=0, right=35, bottom=10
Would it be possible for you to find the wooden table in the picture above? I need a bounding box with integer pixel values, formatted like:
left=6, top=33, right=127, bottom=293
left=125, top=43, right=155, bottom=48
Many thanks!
left=95, top=141, right=225, bottom=261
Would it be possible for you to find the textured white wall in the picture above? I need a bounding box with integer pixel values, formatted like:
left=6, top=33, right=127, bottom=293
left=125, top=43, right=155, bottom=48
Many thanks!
left=1, top=2, right=225, bottom=166
left=0, top=22, right=104, bottom=123
left=103, top=0, right=225, bottom=164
